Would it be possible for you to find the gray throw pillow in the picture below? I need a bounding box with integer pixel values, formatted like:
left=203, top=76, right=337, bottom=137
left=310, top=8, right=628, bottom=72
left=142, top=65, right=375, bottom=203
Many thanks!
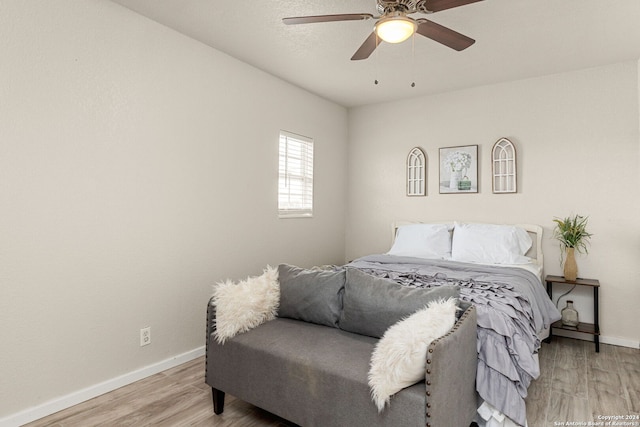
left=339, top=268, right=460, bottom=338
left=278, top=264, right=345, bottom=328
left=457, top=299, right=472, bottom=320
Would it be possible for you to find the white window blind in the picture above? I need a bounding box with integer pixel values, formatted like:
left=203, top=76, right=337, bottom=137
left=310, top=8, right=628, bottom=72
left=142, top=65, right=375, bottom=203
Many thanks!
left=278, top=131, right=313, bottom=218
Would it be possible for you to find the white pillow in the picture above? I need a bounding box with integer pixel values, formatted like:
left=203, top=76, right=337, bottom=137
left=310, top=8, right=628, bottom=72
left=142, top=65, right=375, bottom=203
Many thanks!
left=387, top=223, right=452, bottom=259
left=451, top=222, right=532, bottom=265
left=368, top=298, right=458, bottom=412
left=212, top=265, right=280, bottom=344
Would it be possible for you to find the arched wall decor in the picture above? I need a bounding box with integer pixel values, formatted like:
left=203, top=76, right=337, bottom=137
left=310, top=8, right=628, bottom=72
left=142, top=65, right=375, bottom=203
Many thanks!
left=407, top=147, right=426, bottom=196
left=492, top=138, right=517, bottom=193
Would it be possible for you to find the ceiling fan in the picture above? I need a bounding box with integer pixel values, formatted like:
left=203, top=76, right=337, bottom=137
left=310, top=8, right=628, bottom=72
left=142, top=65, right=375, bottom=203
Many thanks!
left=283, top=0, right=483, bottom=60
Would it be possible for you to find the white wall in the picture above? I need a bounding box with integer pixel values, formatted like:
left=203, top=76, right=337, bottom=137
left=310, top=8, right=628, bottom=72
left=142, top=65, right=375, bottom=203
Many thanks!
left=0, top=0, right=347, bottom=420
left=347, top=62, right=640, bottom=347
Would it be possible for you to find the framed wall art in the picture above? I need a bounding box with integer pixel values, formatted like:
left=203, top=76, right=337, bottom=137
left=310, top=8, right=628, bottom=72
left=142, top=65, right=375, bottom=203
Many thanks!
left=406, top=147, right=426, bottom=196
left=492, top=138, right=517, bottom=193
left=439, top=145, right=478, bottom=194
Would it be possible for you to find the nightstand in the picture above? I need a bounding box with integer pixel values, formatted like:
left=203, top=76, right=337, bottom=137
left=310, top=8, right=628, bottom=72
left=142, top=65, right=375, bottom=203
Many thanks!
left=545, top=275, right=600, bottom=352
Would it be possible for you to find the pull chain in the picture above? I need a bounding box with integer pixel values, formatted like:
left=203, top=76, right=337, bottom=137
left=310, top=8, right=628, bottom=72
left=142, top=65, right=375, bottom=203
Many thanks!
left=411, top=33, right=416, bottom=88
left=374, top=33, right=380, bottom=85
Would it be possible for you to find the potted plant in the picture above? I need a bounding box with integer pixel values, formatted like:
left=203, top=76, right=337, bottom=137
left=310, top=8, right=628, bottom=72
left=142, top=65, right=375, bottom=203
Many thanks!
left=552, top=214, right=593, bottom=281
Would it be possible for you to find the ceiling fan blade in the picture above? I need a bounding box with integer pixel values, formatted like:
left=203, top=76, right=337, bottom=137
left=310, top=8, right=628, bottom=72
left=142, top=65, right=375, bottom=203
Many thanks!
left=351, top=32, right=381, bottom=61
left=283, top=13, right=374, bottom=25
left=422, top=0, right=484, bottom=13
left=416, top=19, right=475, bottom=51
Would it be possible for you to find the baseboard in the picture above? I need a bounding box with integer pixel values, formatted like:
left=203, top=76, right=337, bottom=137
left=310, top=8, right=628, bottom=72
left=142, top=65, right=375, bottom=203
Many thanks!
left=0, top=346, right=205, bottom=427
left=552, top=329, right=640, bottom=349
left=601, top=335, right=640, bottom=349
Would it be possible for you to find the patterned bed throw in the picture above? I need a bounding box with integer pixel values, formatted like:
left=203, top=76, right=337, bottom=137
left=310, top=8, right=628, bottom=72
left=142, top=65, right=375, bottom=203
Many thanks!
left=346, top=254, right=561, bottom=427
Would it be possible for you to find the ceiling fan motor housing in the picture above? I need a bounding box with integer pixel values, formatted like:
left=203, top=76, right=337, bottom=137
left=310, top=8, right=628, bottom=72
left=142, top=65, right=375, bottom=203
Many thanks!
left=376, top=0, right=433, bottom=15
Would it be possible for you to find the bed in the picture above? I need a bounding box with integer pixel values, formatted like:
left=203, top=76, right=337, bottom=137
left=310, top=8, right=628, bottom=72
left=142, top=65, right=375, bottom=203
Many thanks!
left=344, top=221, right=561, bottom=427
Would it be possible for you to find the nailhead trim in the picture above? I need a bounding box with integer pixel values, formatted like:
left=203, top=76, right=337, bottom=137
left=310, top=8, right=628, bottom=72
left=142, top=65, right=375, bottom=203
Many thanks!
left=205, top=297, right=216, bottom=380
left=422, top=305, right=476, bottom=427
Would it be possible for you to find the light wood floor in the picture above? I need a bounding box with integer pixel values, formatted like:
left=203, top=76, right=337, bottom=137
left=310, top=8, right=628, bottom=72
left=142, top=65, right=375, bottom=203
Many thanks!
left=24, top=337, right=639, bottom=427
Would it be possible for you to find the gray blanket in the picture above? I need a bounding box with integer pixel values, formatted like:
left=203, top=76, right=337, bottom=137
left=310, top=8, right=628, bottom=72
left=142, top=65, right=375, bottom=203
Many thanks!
left=346, top=255, right=561, bottom=427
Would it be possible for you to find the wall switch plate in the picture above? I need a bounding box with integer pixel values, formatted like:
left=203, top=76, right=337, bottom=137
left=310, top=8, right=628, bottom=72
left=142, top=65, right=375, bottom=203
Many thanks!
left=140, top=327, right=151, bottom=347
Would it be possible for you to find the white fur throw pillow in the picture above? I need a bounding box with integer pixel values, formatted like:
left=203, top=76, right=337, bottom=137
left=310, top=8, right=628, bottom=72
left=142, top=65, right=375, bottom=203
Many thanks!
left=212, top=265, right=279, bottom=344
left=368, top=297, right=458, bottom=412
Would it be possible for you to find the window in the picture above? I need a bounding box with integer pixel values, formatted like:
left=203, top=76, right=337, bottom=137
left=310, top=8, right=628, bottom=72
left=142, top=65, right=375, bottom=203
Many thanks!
left=278, top=131, right=313, bottom=218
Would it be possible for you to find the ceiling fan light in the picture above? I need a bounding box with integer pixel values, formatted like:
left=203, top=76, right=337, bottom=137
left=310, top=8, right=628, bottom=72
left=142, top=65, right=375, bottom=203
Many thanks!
left=375, top=16, right=416, bottom=44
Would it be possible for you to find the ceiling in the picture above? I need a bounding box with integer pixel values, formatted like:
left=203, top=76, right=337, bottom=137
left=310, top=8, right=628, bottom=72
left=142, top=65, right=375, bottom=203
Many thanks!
left=110, top=0, right=640, bottom=107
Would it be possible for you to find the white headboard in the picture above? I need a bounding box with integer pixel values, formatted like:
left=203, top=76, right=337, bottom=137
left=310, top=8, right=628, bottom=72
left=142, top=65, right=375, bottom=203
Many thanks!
left=391, top=221, right=544, bottom=267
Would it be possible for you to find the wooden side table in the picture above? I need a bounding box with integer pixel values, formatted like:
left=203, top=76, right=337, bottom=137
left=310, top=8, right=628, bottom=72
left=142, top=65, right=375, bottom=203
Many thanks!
left=545, top=275, right=600, bottom=352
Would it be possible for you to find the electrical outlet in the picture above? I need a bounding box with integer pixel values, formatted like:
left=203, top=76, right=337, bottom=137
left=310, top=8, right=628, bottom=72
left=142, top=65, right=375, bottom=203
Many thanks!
left=140, top=327, right=151, bottom=347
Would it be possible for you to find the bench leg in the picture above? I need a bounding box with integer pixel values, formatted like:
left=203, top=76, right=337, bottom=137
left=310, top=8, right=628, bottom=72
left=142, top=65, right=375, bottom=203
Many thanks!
left=212, top=388, right=225, bottom=415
